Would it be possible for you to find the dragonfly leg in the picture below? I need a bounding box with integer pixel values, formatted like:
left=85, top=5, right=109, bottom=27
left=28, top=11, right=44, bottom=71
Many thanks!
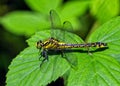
left=40, top=49, right=48, bottom=67
left=39, top=53, right=42, bottom=61
left=38, top=49, right=42, bottom=61
left=87, top=47, right=90, bottom=53
left=60, top=50, right=65, bottom=58
left=87, top=47, right=92, bottom=55
left=40, top=58, right=47, bottom=67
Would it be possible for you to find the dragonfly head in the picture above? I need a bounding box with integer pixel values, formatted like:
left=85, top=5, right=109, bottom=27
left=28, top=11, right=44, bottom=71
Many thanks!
left=36, top=40, right=43, bottom=49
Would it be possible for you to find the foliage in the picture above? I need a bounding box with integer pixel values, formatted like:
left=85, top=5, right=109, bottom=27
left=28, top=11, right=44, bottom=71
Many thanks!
left=1, top=0, right=89, bottom=36
left=90, top=0, right=119, bottom=23
left=1, top=0, right=120, bottom=86
left=6, top=17, right=120, bottom=85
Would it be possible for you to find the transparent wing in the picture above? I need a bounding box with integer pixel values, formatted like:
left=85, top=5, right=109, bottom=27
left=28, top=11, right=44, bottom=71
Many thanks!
left=49, top=10, right=62, bottom=39
left=62, top=21, right=73, bottom=43
left=50, top=10, right=61, bottom=29
left=49, top=10, right=80, bottom=69
left=63, top=21, right=73, bottom=31
left=63, top=21, right=79, bottom=69
left=63, top=21, right=81, bottom=44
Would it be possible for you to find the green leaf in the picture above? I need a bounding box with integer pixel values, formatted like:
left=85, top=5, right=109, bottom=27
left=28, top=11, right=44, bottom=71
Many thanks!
left=60, top=1, right=89, bottom=29
left=6, top=30, right=84, bottom=86
left=1, top=11, right=50, bottom=36
left=67, top=17, right=120, bottom=86
left=7, top=16, right=120, bottom=86
left=6, top=47, right=70, bottom=86
left=61, top=1, right=89, bottom=18
left=68, top=53, right=120, bottom=86
left=90, top=0, right=119, bottom=23
left=88, top=16, right=120, bottom=54
left=1, top=1, right=89, bottom=36
left=25, top=0, right=62, bottom=14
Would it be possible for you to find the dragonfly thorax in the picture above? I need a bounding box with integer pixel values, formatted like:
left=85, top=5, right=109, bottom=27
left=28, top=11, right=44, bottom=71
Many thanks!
left=37, top=37, right=64, bottom=50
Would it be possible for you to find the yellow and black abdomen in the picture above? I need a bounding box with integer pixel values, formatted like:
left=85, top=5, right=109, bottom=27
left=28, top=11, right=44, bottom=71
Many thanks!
left=58, top=42, right=107, bottom=49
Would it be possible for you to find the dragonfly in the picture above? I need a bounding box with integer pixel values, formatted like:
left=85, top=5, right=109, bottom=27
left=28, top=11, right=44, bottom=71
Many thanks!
left=36, top=10, right=108, bottom=67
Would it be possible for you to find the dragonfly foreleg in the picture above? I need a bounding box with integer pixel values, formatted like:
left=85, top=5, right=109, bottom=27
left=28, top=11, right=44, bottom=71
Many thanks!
left=40, top=49, right=48, bottom=67
left=38, top=49, right=42, bottom=61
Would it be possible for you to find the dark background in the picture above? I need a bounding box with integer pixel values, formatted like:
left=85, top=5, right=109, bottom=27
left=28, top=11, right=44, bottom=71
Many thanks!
left=0, top=0, right=31, bottom=85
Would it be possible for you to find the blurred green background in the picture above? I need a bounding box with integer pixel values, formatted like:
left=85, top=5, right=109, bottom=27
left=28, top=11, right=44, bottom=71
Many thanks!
left=0, top=0, right=119, bottom=86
